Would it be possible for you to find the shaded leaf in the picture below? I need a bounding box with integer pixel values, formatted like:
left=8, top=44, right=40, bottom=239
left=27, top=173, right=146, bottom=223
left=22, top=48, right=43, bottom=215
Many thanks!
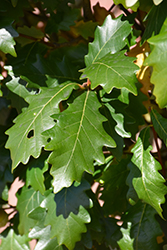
left=26, top=152, right=49, bottom=195
left=142, top=0, right=167, bottom=43
left=41, top=192, right=91, bottom=250
left=84, top=15, right=131, bottom=67
left=16, top=186, right=44, bottom=234
left=54, top=179, right=91, bottom=218
left=5, top=82, right=76, bottom=170
left=0, top=229, right=30, bottom=250
left=145, top=18, right=167, bottom=108
left=151, top=108, right=167, bottom=147
left=128, top=127, right=167, bottom=216
left=81, top=51, right=138, bottom=95
left=71, top=20, right=97, bottom=39
left=99, top=156, right=131, bottom=215
left=44, top=90, right=115, bottom=193
left=122, top=201, right=163, bottom=250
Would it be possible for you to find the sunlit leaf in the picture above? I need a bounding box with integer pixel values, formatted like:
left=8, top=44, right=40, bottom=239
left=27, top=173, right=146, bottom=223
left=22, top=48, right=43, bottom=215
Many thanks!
left=84, top=15, right=131, bottom=67
left=16, top=186, right=44, bottom=234
left=128, top=127, right=167, bottom=216
left=44, top=90, right=116, bottom=193
left=5, top=82, right=76, bottom=170
left=145, top=18, right=167, bottom=108
left=81, top=51, right=138, bottom=95
left=0, top=28, right=16, bottom=57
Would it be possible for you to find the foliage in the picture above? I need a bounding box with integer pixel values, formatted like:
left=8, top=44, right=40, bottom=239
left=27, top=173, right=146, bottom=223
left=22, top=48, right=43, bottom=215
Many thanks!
left=1, top=0, right=167, bottom=249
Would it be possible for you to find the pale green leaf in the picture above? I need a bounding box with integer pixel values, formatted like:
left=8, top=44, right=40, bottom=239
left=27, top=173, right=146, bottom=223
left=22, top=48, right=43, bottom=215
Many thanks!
left=0, top=229, right=30, bottom=250
left=28, top=207, right=63, bottom=250
left=5, top=83, right=76, bottom=170
left=129, top=127, right=167, bottom=216
left=84, top=15, right=131, bottom=67
left=113, top=0, right=139, bottom=11
left=153, top=0, right=164, bottom=5
left=0, top=28, right=16, bottom=57
left=145, top=18, right=167, bottom=108
left=151, top=108, right=167, bottom=147
left=16, top=186, right=44, bottom=234
left=118, top=222, right=134, bottom=250
left=44, top=91, right=116, bottom=193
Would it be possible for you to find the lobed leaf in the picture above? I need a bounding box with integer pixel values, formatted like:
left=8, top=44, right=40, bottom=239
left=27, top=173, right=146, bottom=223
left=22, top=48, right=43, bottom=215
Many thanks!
left=0, top=28, right=16, bottom=57
left=44, top=90, right=116, bottom=193
left=145, top=18, right=167, bottom=108
left=118, top=222, right=134, bottom=250
left=81, top=51, right=138, bottom=94
left=5, top=82, right=76, bottom=170
left=122, top=201, right=163, bottom=250
left=0, top=229, right=30, bottom=250
left=41, top=192, right=91, bottom=250
left=128, top=127, right=167, bottom=217
left=84, top=15, right=131, bottom=67
left=16, top=186, right=47, bottom=234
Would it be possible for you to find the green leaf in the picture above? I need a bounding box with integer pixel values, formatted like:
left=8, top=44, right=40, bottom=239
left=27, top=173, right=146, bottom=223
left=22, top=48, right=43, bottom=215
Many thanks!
left=0, top=28, right=16, bottom=57
left=122, top=201, right=163, bottom=250
left=99, top=156, right=130, bottom=215
left=0, top=229, right=30, bottom=250
left=81, top=51, right=138, bottom=95
left=142, top=0, right=167, bottom=43
left=153, top=0, right=164, bottom=5
left=28, top=207, right=63, bottom=250
left=118, top=222, right=134, bottom=250
left=16, top=186, right=44, bottom=234
left=151, top=109, right=167, bottom=147
left=0, top=146, right=13, bottom=198
left=17, top=26, right=44, bottom=39
left=113, top=0, right=139, bottom=11
left=44, top=90, right=116, bottom=193
left=41, top=192, right=91, bottom=250
left=145, top=18, right=167, bottom=108
left=128, top=127, right=167, bottom=217
left=26, top=152, right=49, bottom=195
left=11, top=0, right=18, bottom=7
left=84, top=15, right=131, bottom=67
left=54, top=180, right=91, bottom=218
left=5, top=82, right=76, bottom=170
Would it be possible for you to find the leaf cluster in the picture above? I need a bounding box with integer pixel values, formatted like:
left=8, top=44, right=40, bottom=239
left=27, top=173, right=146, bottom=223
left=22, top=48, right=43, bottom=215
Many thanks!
left=1, top=0, right=167, bottom=249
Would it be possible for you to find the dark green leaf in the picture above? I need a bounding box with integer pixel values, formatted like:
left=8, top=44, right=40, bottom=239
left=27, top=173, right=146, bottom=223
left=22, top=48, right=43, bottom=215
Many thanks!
left=122, top=201, right=163, bottom=250
left=151, top=108, right=167, bottom=147
left=142, top=0, right=167, bottom=43
left=100, top=156, right=131, bottom=215
left=41, top=192, right=91, bottom=250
